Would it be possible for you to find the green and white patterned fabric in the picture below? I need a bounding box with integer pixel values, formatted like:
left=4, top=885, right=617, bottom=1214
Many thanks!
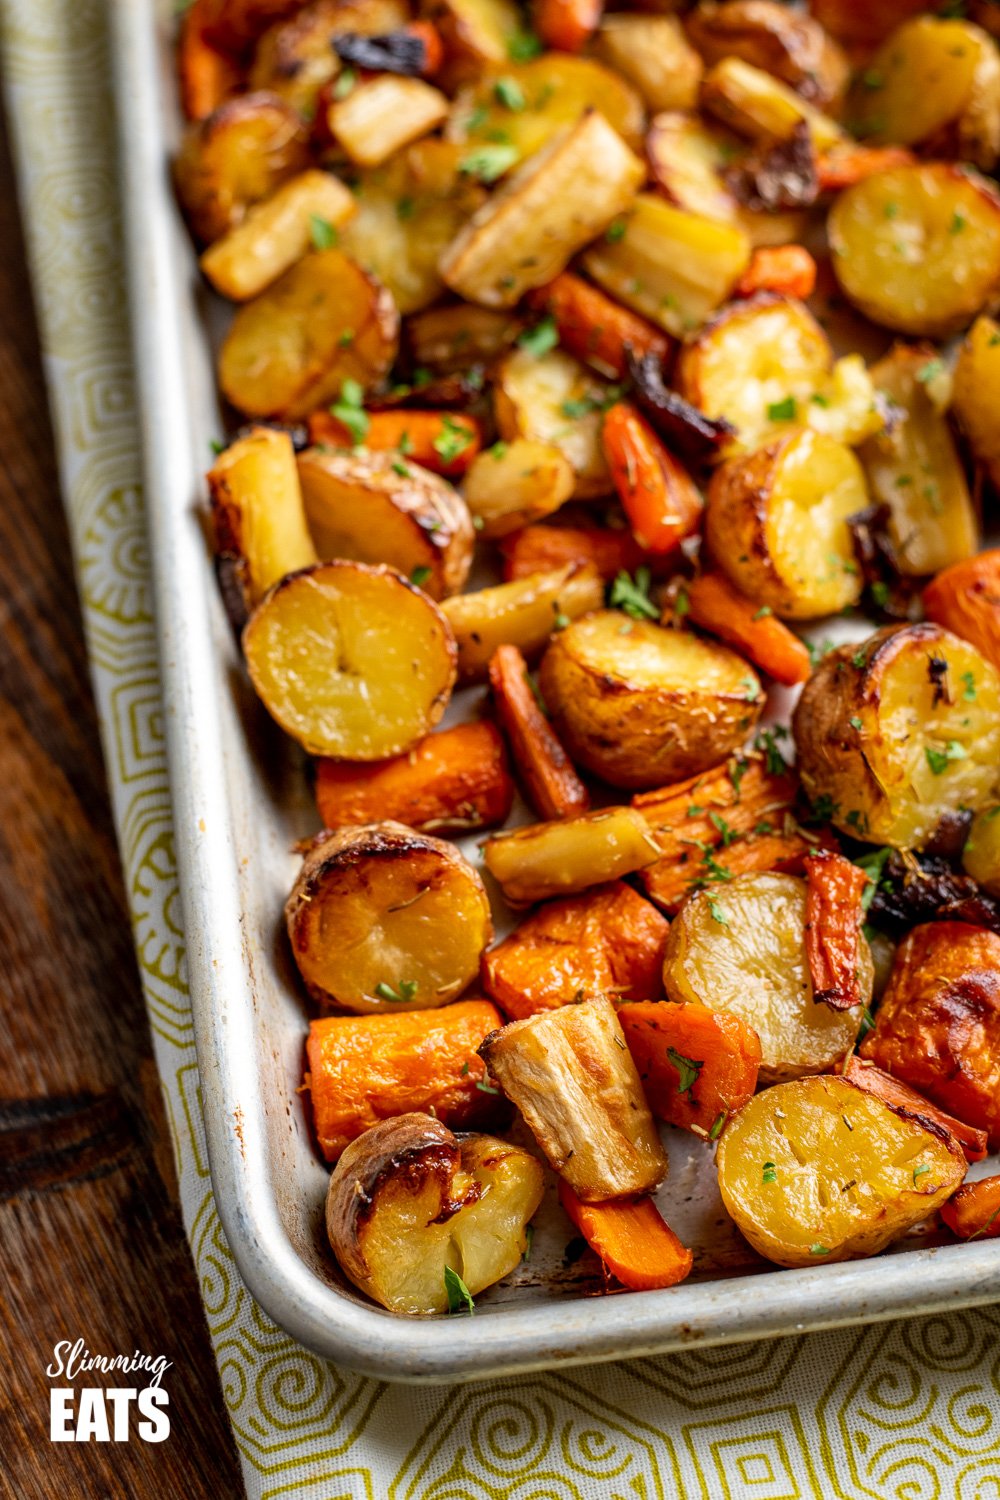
left=3, top=3, right=1000, bottom=1495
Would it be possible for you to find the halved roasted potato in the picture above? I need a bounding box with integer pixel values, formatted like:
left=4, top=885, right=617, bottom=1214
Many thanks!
left=249, top=0, right=411, bottom=115
left=420, top=0, right=522, bottom=84
left=406, top=302, right=524, bottom=372
left=492, top=348, right=612, bottom=498
left=829, top=163, right=1000, bottom=337
left=174, top=92, right=310, bottom=245
left=297, top=447, right=474, bottom=599
left=326, top=1115, right=543, bottom=1313
left=793, top=623, right=1000, bottom=848
left=686, top=0, right=849, bottom=111
left=858, top=344, right=978, bottom=578
left=717, top=1074, right=966, bottom=1267
left=539, top=610, right=763, bottom=790
left=595, top=15, right=702, bottom=113
left=951, top=313, right=1000, bottom=488
left=440, top=112, right=645, bottom=308
left=218, top=249, right=399, bottom=418
left=243, top=560, right=457, bottom=757
left=705, top=429, right=867, bottom=619
left=482, top=807, right=661, bottom=905
left=327, top=77, right=451, bottom=169
left=462, top=439, right=574, bottom=537
left=663, top=872, right=869, bottom=1083
left=286, top=821, right=492, bottom=1012
left=441, top=562, right=605, bottom=681
left=700, top=57, right=845, bottom=149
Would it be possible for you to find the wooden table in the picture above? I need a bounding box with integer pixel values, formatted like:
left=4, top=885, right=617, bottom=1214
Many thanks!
left=0, top=117, right=243, bottom=1496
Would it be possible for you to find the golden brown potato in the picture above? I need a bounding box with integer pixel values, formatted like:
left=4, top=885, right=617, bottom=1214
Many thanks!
left=858, top=344, right=978, bottom=578
left=327, top=77, right=450, bottom=169
left=793, top=623, right=1000, bottom=849
left=862, top=922, right=1000, bottom=1149
left=325, top=1115, right=543, bottom=1313
left=595, top=15, right=703, bottom=113
left=441, top=562, right=605, bottom=682
left=440, top=112, right=645, bottom=309
left=962, top=805, right=1000, bottom=895
left=406, top=303, right=524, bottom=373
left=687, top=1, right=849, bottom=111
left=951, top=313, right=1000, bottom=488
left=249, top=0, right=410, bottom=114
left=286, top=822, right=492, bottom=1013
left=420, top=0, right=522, bottom=83
left=492, top=348, right=612, bottom=498
left=582, top=193, right=751, bottom=338
left=174, top=92, right=310, bottom=245
left=462, top=440, right=574, bottom=538
left=478, top=997, right=668, bottom=1201
left=848, top=17, right=1000, bottom=170
left=482, top=807, right=661, bottom=906
left=218, top=250, right=399, bottom=419
left=539, top=610, right=763, bottom=790
left=199, top=170, right=357, bottom=301
left=705, top=430, right=867, bottom=620
left=297, top=447, right=474, bottom=600
left=663, top=872, right=869, bottom=1083
left=829, top=163, right=1000, bottom=338
left=717, top=1075, right=966, bottom=1267
left=243, top=560, right=457, bottom=757
left=700, top=57, right=845, bottom=149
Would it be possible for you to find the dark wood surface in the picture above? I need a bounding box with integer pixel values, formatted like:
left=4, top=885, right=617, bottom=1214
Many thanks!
left=0, top=114, right=243, bottom=1497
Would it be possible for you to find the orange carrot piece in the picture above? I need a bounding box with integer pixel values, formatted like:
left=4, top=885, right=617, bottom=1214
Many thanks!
left=499, top=523, right=649, bottom=583
left=940, top=1175, right=1000, bottom=1239
left=534, top=0, right=604, bottom=52
left=306, top=1001, right=507, bottom=1160
left=307, top=409, right=482, bottom=477
left=200, top=0, right=303, bottom=52
left=558, top=1181, right=693, bottom=1290
left=481, top=881, right=668, bottom=1019
left=527, top=272, right=673, bottom=380
left=735, top=245, right=817, bottom=301
left=816, top=143, right=915, bottom=192
left=686, top=572, right=812, bottom=686
left=602, top=402, right=702, bottom=556
left=804, top=849, right=869, bottom=1010
left=177, top=0, right=242, bottom=121
left=843, top=1056, right=988, bottom=1164
left=619, top=1000, right=761, bottom=1139
left=489, top=644, right=590, bottom=819
left=315, top=721, right=514, bottom=834
left=923, top=549, right=1000, bottom=675
left=403, top=20, right=446, bottom=75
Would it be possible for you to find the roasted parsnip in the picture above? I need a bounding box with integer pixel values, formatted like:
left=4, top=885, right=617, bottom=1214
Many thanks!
left=441, top=562, right=604, bottom=682
left=200, top=170, right=358, bottom=301
left=483, top=807, right=661, bottom=906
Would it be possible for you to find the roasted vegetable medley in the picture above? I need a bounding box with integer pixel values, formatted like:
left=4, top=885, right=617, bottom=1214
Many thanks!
left=178, top=0, right=1000, bottom=1314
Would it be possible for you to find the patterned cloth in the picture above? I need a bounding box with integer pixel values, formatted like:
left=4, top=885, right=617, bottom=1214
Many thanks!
left=3, top=2, right=999, bottom=1495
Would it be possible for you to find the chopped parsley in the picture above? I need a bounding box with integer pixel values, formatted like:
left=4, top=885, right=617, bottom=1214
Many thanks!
left=753, top=605, right=773, bottom=620
left=374, top=978, right=418, bottom=1003
left=494, top=75, right=526, bottom=110
left=762, top=1161, right=778, bottom=1184
left=708, top=896, right=730, bottom=927
left=609, top=566, right=658, bottom=620
left=925, top=741, right=967, bottom=775
left=309, top=214, right=338, bottom=250
left=443, top=1266, right=475, bottom=1315
left=330, top=378, right=369, bottom=446
left=410, top=565, right=432, bottom=587
left=708, top=1112, right=727, bottom=1141
left=849, top=715, right=863, bottom=730
left=209, top=437, right=226, bottom=456
left=870, top=581, right=890, bottom=608
left=391, top=458, right=411, bottom=477
left=913, top=1163, right=931, bottom=1186
left=961, top=670, right=977, bottom=701
left=433, top=415, right=475, bottom=465
left=950, top=210, right=968, bottom=235
left=489, top=441, right=508, bottom=461
left=460, top=144, right=519, bottom=182
left=916, top=358, right=944, bottom=385
left=475, top=1078, right=500, bottom=1095
left=754, top=727, right=789, bottom=775
left=809, top=1243, right=830, bottom=1256
left=667, top=1048, right=704, bottom=1096
left=517, top=316, right=559, bottom=358
left=396, top=196, right=415, bottom=221
left=605, top=218, right=628, bottom=244
left=507, top=28, right=543, bottom=60
left=333, top=67, right=356, bottom=100
left=855, top=846, right=892, bottom=912
left=767, top=396, right=797, bottom=422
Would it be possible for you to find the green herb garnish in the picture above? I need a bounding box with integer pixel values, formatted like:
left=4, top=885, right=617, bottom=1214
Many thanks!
left=517, top=316, right=559, bottom=357
left=609, top=566, right=658, bottom=620
left=374, top=979, right=419, bottom=1003
left=443, top=1266, right=475, bottom=1314
left=667, top=1048, right=704, bottom=1097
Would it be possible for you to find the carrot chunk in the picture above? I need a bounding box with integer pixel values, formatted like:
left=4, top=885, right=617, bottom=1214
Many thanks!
left=499, top=523, right=649, bottom=582
left=177, top=1, right=242, bottom=121
left=804, top=849, right=869, bottom=1010
left=534, top=0, right=604, bottom=53
left=558, top=1181, right=693, bottom=1290
left=735, top=245, right=817, bottom=301
left=686, top=572, right=812, bottom=686
left=940, top=1175, right=1000, bottom=1239
left=923, top=549, right=1000, bottom=675
left=618, top=1000, right=761, bottom=1138
left=843, top=1056, right=988, bottom=1164
left=307, top=409, right=482, bottom=477
left=815, top=143, right=915, bottom=192
left=527, top=273, right=673, bottom=379
left=602, top=402, right=702, bottom=556
left=489, top=643, right=589, bottom=819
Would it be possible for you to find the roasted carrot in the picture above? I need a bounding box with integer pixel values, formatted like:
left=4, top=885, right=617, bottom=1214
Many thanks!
left=534, top=0, right=604, bottom=53
left=558, top=1181, right=693, bottom=1290
left=602, top=402, right=702, bottom=556
left=618, top=1000, right=761, bottom=1139
left=305, top=1001, right=507, bottom=1160
left=940, top=1175, right=1000, bottom=1239
left=526, top=273, right=673, bottom=380
left=735, top=245, right=817, bottom=302
left=815, top=143, right=916, bottom=192
left=307, top=409, right=482, bottom=478
left=686, top=572, right=812, bottom=687
left=489, top=643, right=590, bottom=819
left=200, top=0, right=302, bottom=52
left=481, top=880, right=668, bottom=1019
left=923, top=549, right=1000, bottom=675
left=177, top=0, right=242, bottom=120
left=843, top=1056, right=988, bottom=1164
left=804, top=849, right=869, bottom=1010
left=499, top=523, right=649, bottom=583
left=315, top=721, right=515, bottom=834
left=400, top=20, right=445, bottom=76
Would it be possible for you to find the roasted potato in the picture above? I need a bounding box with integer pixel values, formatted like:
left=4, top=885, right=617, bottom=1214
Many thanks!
left=441, top=562, right=605, bottom=682
left=440, top=111, right=645, bottom=308
left=686, top=1, right=849, bottom=111
left=582, top=193, right=751, bottom=338
left=420, top=0, right=522, bottom=83
left=862, top=921, right=1000, bottom=1149
left=848, top=16, right=1000, bottom=171
left=174, top=92, right=310, bottom=245
left=325, top=1115, right=543, bottom=1313
left=595, top=15, right=703, bottom=113
left=479, top=997, right=669, bottom=1200
left=793, top=623, right=1000, bottom=849
left=297, top=447, right=474, bottom=600
left=462, top=440, right=574, bottom=537
left=218, top=250, right=399, bottom=419
left=808, top=0, right=926, bottom=47
left=327, top=77, right=451, bottom=169
left=704, top=430, right=868, bottom=620
left=286, top=821, right=493, bottom=1012
left=663, top=872, right=870, bottom=1083
left=492, top=349, right=612, bottom=498
left=962, top=805, right=1000, bottom=895
left=249, top=0, right=411, bottom=115
left=483, top=807, right=661, bottom=906
left=828, top=163, right=1000, bottom=338
left=243, top=560, right=457, bottom=757
left=716, top=1075, right=966, bottom=1267
left=406, top=303, right=524, bottom=373
left=538, top=610, right=763, bottom=790
left=700, top=57, right=845, bottom=150
left=207, top=427, right=317, bottom=625
left=951, top=313, right=1000, bottom=488
left=844, top=1054, right=988, bottom=1163
left=858, top=344, right=977, bottom=578
left=923, top=550, right=1000, bottom=676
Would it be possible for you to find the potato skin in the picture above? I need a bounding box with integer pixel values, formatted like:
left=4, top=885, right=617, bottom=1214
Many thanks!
left=951, top=316, right=1000, bottom=488
left=174, top=92, right=309, bottom=245
left=686, top=0, right=849, bottom=111
left=862, top=922, right=1000, bottom=1149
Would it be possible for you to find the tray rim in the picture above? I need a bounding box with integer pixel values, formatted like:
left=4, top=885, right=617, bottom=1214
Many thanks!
left=109, top=0, right=1000, bottom=1385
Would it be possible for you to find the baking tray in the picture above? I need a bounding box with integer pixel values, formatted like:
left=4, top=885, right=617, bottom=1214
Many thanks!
left=109, top=0, right=1000, bottom=1383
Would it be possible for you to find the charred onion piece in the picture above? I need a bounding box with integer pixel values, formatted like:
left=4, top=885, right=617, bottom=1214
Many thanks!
left=624, top=349, right=736, bottom=465
left=867, top=851, right=1000, bottom=935
left=724, top=121, right=818, bottom=212
left=333, top=28, right=430, bottom=75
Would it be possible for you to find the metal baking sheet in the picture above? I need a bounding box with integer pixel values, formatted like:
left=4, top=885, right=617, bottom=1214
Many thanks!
left=109, top=0, right=1000, bottom=1383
